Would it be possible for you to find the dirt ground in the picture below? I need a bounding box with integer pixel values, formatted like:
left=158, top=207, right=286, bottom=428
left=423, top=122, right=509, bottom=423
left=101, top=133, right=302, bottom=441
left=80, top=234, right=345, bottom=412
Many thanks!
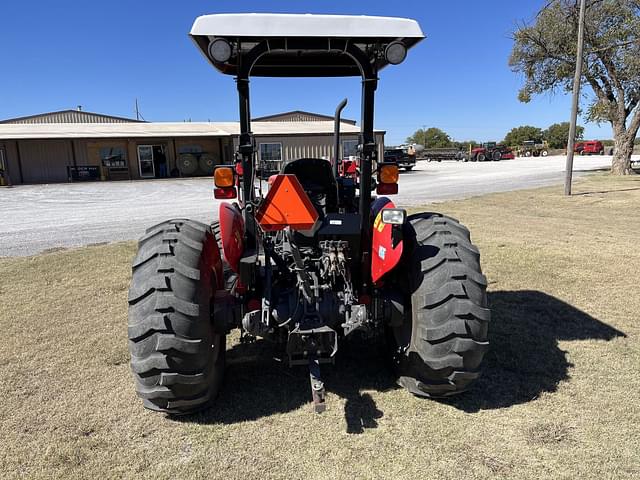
left=1, top=173, right=639, bottom=479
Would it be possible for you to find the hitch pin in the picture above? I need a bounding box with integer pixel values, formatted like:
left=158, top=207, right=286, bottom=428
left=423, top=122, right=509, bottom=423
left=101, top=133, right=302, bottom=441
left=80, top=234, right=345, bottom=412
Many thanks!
left=309, top=358, right=326, bottom=413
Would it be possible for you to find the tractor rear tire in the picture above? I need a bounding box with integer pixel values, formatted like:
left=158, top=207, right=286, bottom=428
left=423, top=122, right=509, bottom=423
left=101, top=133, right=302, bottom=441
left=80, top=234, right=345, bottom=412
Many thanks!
left=391, top=213, right=490, bottom=397
left=128, top=219, right=226, bottom=414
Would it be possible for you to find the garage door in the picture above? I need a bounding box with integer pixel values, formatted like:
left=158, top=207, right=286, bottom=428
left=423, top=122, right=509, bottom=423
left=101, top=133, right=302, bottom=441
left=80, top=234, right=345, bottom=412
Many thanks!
left=20, top=140, right=73, bottom=183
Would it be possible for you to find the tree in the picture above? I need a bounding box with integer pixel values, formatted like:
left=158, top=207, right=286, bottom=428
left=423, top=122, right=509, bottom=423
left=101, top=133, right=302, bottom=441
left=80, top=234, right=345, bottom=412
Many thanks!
left=510, top=0, right=640, bottom=175
left=504, top=125, right=544, bottom=146
left=407, top=127, right=452, bottom=148
left=453, top=140, right=479, bottom=151
left=544, top=122, right=585, bottom=148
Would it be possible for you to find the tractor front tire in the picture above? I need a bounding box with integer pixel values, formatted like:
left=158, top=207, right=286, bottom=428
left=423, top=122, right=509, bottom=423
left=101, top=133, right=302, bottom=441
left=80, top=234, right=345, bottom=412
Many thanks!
left=391, top=213, right=490, bottom=397
left=128, top=219, right=226, bottom=414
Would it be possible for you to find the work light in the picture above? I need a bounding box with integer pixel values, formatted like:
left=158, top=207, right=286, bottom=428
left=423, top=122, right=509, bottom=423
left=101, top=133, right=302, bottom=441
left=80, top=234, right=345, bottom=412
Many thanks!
left=381, top=209, right=406, bottom=225
left=384, top=41, right=407, bottom=65
left=208, top=38, right=233, bottom=63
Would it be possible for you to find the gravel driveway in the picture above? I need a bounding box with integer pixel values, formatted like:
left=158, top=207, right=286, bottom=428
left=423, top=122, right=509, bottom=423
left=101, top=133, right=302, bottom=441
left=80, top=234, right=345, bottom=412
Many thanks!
left=0, top=154, right=620, bottom=256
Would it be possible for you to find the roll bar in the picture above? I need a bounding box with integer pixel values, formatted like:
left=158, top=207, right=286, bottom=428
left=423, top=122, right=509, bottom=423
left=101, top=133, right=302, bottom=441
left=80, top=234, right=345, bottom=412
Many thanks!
left=235, top=40, right=379, bottom=261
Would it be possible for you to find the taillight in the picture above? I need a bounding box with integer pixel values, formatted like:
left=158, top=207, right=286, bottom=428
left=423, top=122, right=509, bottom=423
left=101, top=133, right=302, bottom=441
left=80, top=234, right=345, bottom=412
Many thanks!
left=214, top=187, right=237, bottom=199
left=377, top=163, right=399, bottom=195
left=376, top=182, right=398, bottom=195
left=214, top=166, right=237, bottom=199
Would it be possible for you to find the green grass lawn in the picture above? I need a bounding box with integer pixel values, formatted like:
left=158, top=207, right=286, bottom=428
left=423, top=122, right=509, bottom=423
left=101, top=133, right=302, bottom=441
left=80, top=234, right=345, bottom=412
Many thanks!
left=1, top=173, right=639, bottom=479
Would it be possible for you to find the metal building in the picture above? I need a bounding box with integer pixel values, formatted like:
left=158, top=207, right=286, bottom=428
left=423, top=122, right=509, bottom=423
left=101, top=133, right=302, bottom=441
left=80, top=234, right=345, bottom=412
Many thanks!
left=0, top=110, right=384, bottom=185
left=253, top=110, right=357, bottom=125
left=0, top=109, right=144, bottom=125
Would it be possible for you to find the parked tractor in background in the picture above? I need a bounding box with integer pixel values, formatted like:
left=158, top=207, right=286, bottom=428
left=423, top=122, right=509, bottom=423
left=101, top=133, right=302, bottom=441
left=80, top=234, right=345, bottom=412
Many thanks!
left=127, top=14, right=490, bottom=416
left=470, top=142, right=513, bottom=161
left=517, top=140, right=549, bottom=157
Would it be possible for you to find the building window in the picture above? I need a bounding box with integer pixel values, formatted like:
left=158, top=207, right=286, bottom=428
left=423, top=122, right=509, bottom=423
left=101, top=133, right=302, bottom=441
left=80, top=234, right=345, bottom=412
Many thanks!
left=259, top=143, right=283, bottom=173
left=259, top=143, right=282, bottom=162
left=100, top=146, right=127, bottom=167
left=342, top=139, right=359, bottom=159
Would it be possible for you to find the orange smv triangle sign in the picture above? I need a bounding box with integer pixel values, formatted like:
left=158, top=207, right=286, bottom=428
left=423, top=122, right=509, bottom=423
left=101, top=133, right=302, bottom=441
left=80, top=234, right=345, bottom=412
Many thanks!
left=255, top=174, right=320, bottom=231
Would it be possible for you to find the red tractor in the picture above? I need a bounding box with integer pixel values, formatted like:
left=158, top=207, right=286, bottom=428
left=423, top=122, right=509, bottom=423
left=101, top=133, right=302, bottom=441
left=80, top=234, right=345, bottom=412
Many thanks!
left=470, top=142, right=513, bottom=161
left=127, top=14, right=490, bottom=414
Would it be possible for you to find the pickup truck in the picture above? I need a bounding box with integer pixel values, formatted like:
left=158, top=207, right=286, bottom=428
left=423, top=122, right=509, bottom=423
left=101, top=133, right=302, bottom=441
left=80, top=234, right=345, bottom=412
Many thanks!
left=384, top=147, right=416, bottom=171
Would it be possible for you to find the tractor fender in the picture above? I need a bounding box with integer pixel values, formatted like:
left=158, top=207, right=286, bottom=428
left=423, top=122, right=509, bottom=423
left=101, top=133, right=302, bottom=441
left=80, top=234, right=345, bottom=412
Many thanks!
left=219, top=202, right=244, bottom=274
left=371, top=197, right=404, bottom=284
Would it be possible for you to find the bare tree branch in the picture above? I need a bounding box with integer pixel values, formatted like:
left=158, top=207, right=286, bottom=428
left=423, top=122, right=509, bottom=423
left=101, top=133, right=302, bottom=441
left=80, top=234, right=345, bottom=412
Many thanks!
left=587, top=38, right=640, bottom=53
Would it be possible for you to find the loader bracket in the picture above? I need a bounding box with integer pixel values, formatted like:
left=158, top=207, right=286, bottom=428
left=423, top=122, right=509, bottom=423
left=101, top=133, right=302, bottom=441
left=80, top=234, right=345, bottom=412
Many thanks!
left=342, top=304, right=368, bottom=335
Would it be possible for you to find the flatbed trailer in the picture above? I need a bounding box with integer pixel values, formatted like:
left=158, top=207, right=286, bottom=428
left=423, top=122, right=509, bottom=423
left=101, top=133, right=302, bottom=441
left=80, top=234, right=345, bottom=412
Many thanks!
left=423, top=148, right=467, bottom=162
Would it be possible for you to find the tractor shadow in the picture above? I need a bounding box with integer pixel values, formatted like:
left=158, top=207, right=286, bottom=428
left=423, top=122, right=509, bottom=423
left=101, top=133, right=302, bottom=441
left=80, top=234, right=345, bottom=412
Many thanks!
left=176, top=290, right=625, bottom=426
left=446, top=290, right=625, bottom=413
left=177, top=333, right=395, bottom=433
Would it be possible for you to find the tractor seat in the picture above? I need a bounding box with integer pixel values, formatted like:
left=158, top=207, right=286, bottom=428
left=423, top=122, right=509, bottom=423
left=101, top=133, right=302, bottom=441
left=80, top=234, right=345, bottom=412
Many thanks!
left=281, top=158, right=338, bottom=216
left=281, top=158, right=338, bottom=243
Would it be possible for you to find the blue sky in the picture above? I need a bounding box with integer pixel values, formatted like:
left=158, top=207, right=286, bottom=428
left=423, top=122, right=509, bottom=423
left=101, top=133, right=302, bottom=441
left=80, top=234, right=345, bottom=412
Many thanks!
left=0, top=0, right=610, bottom=144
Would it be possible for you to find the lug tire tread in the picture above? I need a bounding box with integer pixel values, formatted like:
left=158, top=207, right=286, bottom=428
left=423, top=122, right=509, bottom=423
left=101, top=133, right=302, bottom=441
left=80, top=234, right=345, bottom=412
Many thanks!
left=394, top=213, right=490, bottom=398
left=128, top=219, right=225, bottom=415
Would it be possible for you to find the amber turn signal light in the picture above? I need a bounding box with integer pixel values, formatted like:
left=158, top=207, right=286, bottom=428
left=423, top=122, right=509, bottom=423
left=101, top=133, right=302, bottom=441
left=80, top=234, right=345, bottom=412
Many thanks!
left=214, top=166, right=235, bottom=188
left=378, top=164, right=399, bottom=184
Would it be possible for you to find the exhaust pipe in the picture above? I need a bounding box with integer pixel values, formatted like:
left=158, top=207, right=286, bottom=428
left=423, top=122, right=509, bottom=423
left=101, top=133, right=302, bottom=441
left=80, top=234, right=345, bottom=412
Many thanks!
left=333, top=98, right=348, bottom=180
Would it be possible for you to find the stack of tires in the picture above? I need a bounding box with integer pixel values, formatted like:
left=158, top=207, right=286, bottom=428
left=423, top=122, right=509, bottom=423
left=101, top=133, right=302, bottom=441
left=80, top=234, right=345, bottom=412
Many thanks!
left=177, top=153, right=219, bottom=177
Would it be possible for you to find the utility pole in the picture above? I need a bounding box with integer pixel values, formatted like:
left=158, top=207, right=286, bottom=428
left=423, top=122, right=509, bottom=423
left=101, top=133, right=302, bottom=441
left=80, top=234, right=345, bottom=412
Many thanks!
left=135, top=98, right=141, bottom=121
left=565, top=0, right=587, bottom=196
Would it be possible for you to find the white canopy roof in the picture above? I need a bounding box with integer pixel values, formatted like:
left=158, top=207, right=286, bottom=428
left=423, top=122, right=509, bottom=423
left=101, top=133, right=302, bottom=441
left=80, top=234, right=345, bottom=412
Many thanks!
left=190, top=13, right=424, bottom=77
left=190, top=13, right=424, bottom=39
